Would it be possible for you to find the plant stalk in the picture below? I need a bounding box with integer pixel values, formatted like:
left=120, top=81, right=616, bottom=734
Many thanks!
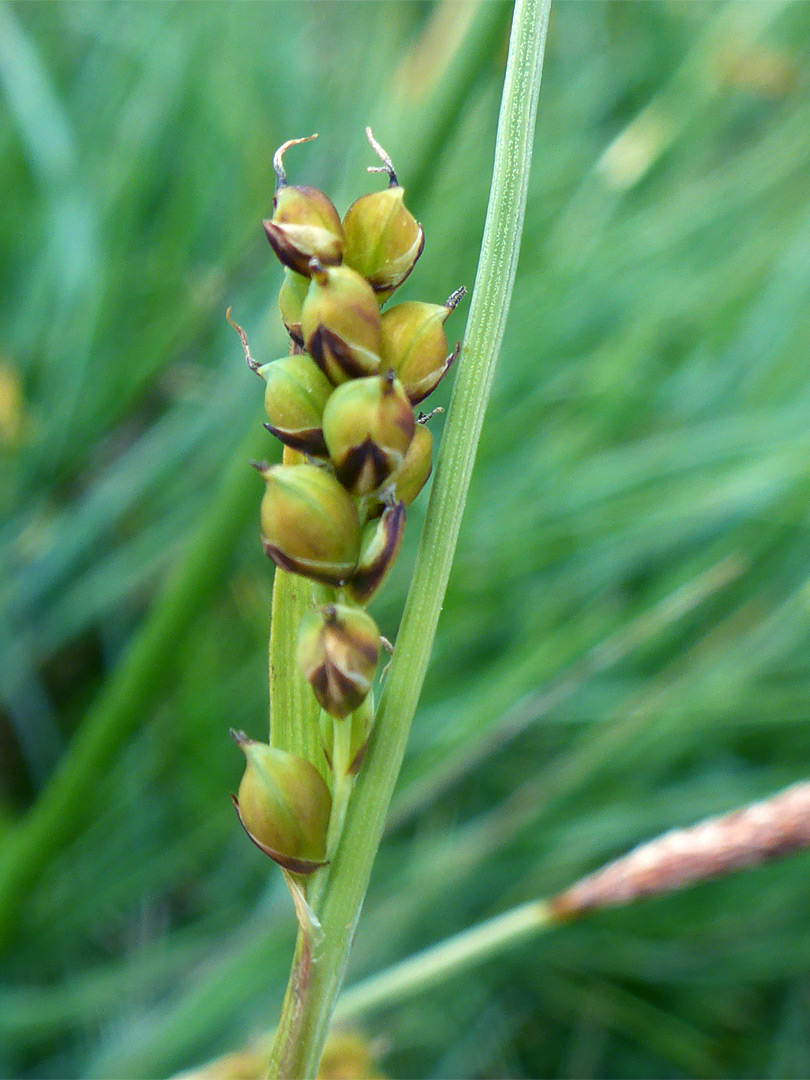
left=334, top=900, right=553, bottom=1024
left=267, top=1, right=553, bottom=1075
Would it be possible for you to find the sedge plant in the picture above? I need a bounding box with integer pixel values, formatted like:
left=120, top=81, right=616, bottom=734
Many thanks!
left=224, top=1, right=552, bottom=1075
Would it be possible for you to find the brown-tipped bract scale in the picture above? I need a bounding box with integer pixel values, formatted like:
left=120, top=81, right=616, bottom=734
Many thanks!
left=297, top=604, right=380, bottom=719
left=259, top=353, right=333, bottom=455
left=258, top=463, right=362, bottom=585
left=346, top=499, right=406, bottom=604
left=322, top=371, right=415, bottom=496
left=263, top=135, right=344, bottom=276
left=380, top=288, right=465, bottom=404
left=301, top=260, right=383, bottom=384
left=278, top=269, right=310, bottom=345
left=231, top=731, right=331, bottom=874
left=342, top=128, right=424, bottom=303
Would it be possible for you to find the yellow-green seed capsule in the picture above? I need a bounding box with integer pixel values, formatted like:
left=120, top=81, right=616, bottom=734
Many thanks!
left=346, top=499, right=406, bottom=604
left=258, top=353, right=333, bottom=455
left=367, top=420, right=433, bottom=519
left=342, top=129, right=424, bottom=303
left=380, top=287, right=465, bottom=404
left=298, top=604, right=380, bottom=719
left=263, top=136, right=345, bottom=277
left=231, top=730, right=331, bottom=874
left=301, top=260, right=383, bottom=384
left=322, top=371, right=415, bottom=495
left=278, top=269, right=310, bottom=345
left=391, top=420, right=433, bottom=507
left=257, top=463, right=361, bottom=585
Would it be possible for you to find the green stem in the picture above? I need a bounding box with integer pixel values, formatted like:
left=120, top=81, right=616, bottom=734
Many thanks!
left=267, top=1, right=552, bottom=1075
left=268, top=565, right=323, bottom=766
left=268, top=466, right=329, bottom=770
left=326, top=718, right=353, bottom=858
left=307, top=717, right=353, bottom=913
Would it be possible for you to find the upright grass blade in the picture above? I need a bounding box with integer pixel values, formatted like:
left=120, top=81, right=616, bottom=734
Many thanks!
left=268, top=1, right=553, bottom=1075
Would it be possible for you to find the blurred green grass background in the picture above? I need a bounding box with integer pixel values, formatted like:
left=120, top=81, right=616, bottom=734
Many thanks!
left=2, top=1, right=810, bottom=1077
